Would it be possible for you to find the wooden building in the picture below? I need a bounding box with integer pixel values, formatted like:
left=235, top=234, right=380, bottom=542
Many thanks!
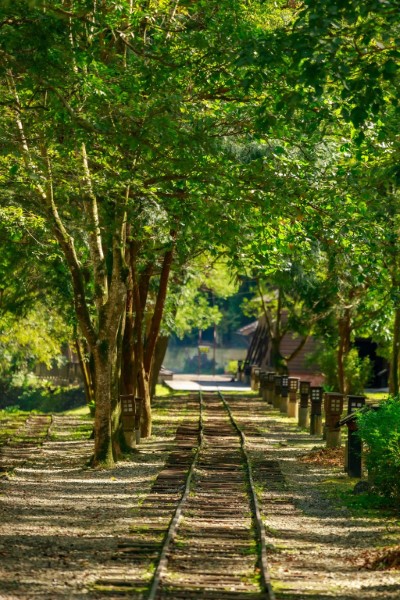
left=238, top=315, right=323, bottom=386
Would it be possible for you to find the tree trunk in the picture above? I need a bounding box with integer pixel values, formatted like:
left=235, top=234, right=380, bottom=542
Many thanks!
left=150, top=334, right=169, bottom=398
left=121, top=278, right=135, bottom=397
left=74, top=337, right=94, bottom=404
left=389, top=306, right=400, bottom=395
left=269, top=287, right=287, bottom=373
left=111, top=313, right=127, bottom=458
left=137, top=361, right=152, bottom=437
left=338, top=310, right=351, bottom=394
left=143, top=244, right=175, bottom=375
left=122, top=237, right=174, bottom=439
left=92, top=346, right=114, bottom=467
left=270, top=336, right=288, bottom=373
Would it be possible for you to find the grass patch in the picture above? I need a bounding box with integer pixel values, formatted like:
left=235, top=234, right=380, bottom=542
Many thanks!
left=221, top=390, right=258, bottom=396
left=155, top=384, right=192, bottom=397
left=365, top=392, right=389, bottom=402
left=0, top=412, right=32, bottom=445
left=62, top=405, right=92, bottom=417
left=0, top=408, right=30, bottom=417
left=319, top=476, right=396, bottom=516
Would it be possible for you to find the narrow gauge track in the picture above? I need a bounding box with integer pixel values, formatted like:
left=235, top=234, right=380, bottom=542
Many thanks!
left=145, top=391, right=274, bottom=600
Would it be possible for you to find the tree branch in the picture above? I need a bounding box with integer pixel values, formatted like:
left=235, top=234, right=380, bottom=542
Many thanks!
left=285, top=334, right=310, bottom=363
left=81, top=142, right=108, bottom=308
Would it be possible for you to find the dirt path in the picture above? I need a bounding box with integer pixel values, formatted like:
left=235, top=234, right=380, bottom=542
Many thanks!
left=227, top=396, right=400, bottom=600
left=0, top=397, right=195, bottom=599
left=0, top=395, right=399, bottom=599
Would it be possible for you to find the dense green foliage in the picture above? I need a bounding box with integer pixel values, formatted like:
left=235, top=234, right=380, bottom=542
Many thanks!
left=1, top=0, right=400, bottom=462
left=308, top=345, right=372, bottom=394
left=0, top=379, right=85, bottom=412
left=357, top=398, right=400, bottom=501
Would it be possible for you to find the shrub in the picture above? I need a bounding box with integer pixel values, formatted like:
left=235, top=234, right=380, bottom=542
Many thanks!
left=344, top=349, right=372, bottom=395
left=3, top=404, right=21, bottom=413
left=306, top=344, right=372, bottom=393
left=182, top=353, right=224, bottom=375
left=357, top=397, right=400, bottom=501
left=306, top=344, right=338, bottom=390
left=225, top=360, right=239, bottom=375
left=0, top=380, right=85, bottom=413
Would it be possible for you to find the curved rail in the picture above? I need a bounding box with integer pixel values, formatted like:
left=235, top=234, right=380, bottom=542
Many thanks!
left=219, top=391, right=275, bottom=600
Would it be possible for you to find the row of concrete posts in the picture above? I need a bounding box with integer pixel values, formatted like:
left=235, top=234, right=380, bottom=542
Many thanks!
left=238, top=362, right=366, bottom=478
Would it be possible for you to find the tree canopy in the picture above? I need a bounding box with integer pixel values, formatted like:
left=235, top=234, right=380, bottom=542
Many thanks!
left=1, top=0, right=400, bottom=464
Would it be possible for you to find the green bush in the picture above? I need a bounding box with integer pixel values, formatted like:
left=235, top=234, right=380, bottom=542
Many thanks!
left=307, top=344, right=338, bottom=390
left=0, top=380, right=85, bottom=413
left=3, top=404, right=21, bottom=413
left=225, top=360, right=239, bottom=375
left=182, top=353, right=224, bottom=375
left=344, top=349, right=372, bottom=395
left=307, top=345, right=371, bottom=393
left=17, top=384, right=85, bottom=412
left=357, top=397, right=400, bottom=501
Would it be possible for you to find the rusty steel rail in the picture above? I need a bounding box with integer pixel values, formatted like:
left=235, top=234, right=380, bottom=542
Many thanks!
left=219, top=391, right=275, bottom=600
left=147, top=391, right=204, bottom=600
left=144, top=391, right=275, bottom=600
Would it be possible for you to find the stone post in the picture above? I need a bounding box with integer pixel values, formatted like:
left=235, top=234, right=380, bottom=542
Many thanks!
left=288, top=377, right=299, bottom=419
left=280, top=374, right=289, bottom=414
left=310, top=386, right=323, bottom=435
left=324, top=392, right=344, bottom=449
left=298, top=381, right=311, bottom=428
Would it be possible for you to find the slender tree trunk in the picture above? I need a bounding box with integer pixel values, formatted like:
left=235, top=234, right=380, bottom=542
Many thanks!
left=74, top=337, right=94, bottom=404
left=137, top=362, right=152, bottom=437
left=150, top=334, right=169, bottom=398
left=143, top=244, right=175, bottom=374
left=127, top=246, right=152, bottom=437
left=112, top=307, right=128, bottom=458
left=268, top=287, right=287, bottom=373
left=389, top=306, right=400, bottom=395
left=140, top=241, right=175, bottom=437
left=121, top=263, right=135, bottom=398
left=270, top=336, right=287, bottom=373
left=285, top=335, right=310, bottom=364
left=338, top=309, right=351, bottom=394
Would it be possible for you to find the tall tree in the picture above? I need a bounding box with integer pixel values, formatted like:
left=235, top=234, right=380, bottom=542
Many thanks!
left=0, top=0, right=275, bottom=464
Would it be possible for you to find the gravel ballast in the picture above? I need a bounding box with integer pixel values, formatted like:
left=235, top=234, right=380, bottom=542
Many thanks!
left=0, top=394, right=399, bottom=599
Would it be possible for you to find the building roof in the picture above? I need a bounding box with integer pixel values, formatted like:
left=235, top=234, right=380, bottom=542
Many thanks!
left=237, top=321, right=259, bottom=336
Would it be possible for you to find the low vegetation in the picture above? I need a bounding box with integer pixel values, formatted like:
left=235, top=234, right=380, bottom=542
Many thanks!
left=357, top=397, right=400, bottom=502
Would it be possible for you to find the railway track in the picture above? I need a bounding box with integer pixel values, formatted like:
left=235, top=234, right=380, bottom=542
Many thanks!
left=97, top=391, right=275, bottom=599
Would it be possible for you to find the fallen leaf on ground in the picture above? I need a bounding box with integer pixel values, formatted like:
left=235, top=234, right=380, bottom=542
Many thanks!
left=298, top=447, right=344, bottom=468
